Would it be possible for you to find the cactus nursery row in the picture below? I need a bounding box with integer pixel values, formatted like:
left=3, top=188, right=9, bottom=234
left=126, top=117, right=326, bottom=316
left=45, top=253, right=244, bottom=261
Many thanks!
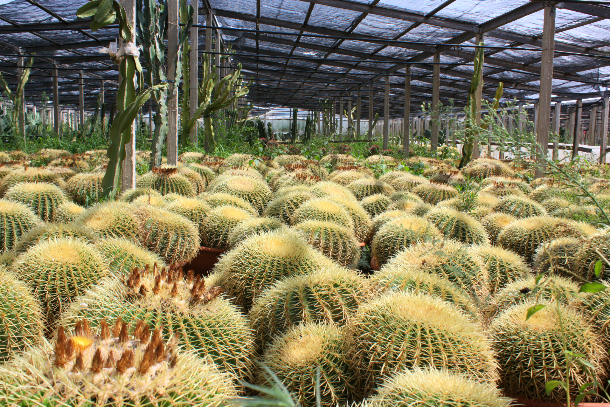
left=0, top=149, right=609, bottom=406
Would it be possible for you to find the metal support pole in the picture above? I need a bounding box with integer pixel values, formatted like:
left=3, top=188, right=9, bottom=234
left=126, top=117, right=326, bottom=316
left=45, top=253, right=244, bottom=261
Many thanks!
left=17, top=52, right=24, bottom=138
left=383, top=75, right=390, bottom=150
left=100, top=80, right=105, bottom=131
left=473, top=33, right=483, bottom=159
left=189, top=0, right=199, bottom=146
left=347, top=96, right=352, bottom=139
left=572, top=99, right=583, bottom=160
left=166, top=0, right=179, bottom=165
left=79, top=70, right=85, bottom=131
left=431, top=52, right=440, bottom=152
left=120, top=0, right=137, bottom=190
left=339, top=97, right=343, bottom=134
left=356, top=86, right=361, bottom=138
left=368, top=83, right=373, bottom=140
left=53, top=63, right=59, bottom=136
left=589, top=106, right=598, bottom=146
left=403, top=65, right=411, bottom=158
left=601, top=97, right=609, bottom=164
left=552, top=101, right=561, bottom=161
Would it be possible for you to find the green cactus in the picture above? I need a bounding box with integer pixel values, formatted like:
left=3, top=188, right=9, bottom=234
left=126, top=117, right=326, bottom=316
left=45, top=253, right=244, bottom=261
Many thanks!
left=132, top=192, right=169, bottom=207
left=372, top=216, right=442, bottom=267
left=295, top=220, right=360, bottom=267
left=471, top=245, right=529, bottom=295
left=0, top=199, right=41, bottom=253
left=573, top=233, right=610, bottom=281
left=387, top=173, right=429, bottom=192
left=328, top=170, right=372, bottom=186
left=60, top=265, right=254, bottom=380
left=0, top=168, right=64, bottom=197
left=534, top=237, right=581, bottom=278
left=137, top=168, right=196, bottom=197
left=65, top=173, right=104, bottom=206
left=200, top=205, right=254, bottom=249
left=492, top=195, right=546, bottom=218
left=132, top=205, right=200, bottom=265
left=200, top=192, right=258, bottom=215
left=462, top=159, right=515, bottom=179
left=412, top=183, right=458, bottom=205
left=119, top=187, right=164, bottom=203
left=480, top=183, right=525, bottom=198
left=487, top=276, right=578, bottom=319
left=11, top=237, right=110, bottom=328
left=369, top=266, right=478, bottom=320
left=490, top=302, right=605, bottom=402
left=425, top=207, right=489, bottom=245
left=332, top=196, right=372, bottom=243
left=260, top=323, right=354, bottom=407
left=0, top=268, right=44, bottom=361
left=347, top=179, right=396, bottom=200
left=13, top=223, right=96, bottom=254
left=347, top=292, right=498, bottom=399
left=77, top=202, right=140, bottom=241
left=360, top=194, right=391, bottom=217
left=385, top=240, right=487, bottom=297
left=187, top=163, right=216, bottom=185
left=214, top=229, right=332, bottom=310
left=387, top=200, right=432, bottom=216
left=176, top=166, right=205, bottom=194
left=365, top=368, right=513, bottom=407
left=497, top=216, right=596, bottom=264
left=0, top=318, right=237, bottom=405
left=209, top=175, right=272, bottom=214
left=481, top=212, right=516, bottom=245
left=227, top=217, right=283, bottom=248
left=166, top=197, right=211, bottom=238
left=249, top=267, right=368, bottom=347
left=309, top=181, right=356, bottom=201
left=292, top=198, right=354, bottom=230
left=264, top=190, right=314, bottom=224
left=529, top=184, right=578, bottom=203
left=95, top=237, right=165, bottom=275
left=371, top=210, right=409, bottom=235
left=4, top=182, right=67, bottom=222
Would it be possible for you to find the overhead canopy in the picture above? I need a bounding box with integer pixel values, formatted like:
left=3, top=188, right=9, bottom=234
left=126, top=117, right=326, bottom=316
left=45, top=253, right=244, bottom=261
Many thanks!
left=0, top=0, right=609, bottom=116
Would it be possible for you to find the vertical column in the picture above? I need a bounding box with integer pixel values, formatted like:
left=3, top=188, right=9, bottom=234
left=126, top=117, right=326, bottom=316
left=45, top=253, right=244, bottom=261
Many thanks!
left=120, top=0, right=137, bottom=190
left=518, top=104, right=524, bottom=134
left=347, top=96, right=352, bottom=139
left=53, top=63, right=60, bottom=136
left=369, top=83, right=374, bottom=140
left=189, top=0, right=199, bottom=146
left=533, top=103, right=539, bottom=135
left=552, top=101, right=561, bottom=161
left=535, top=2, right=555, bottom=175
left=473, top=33, right=483, bottom=159
left=203, top=10, right=212, bottom=149
left=17, top=52, right=24, bottom=138
left=588, top=106, right=598, bottom=146
left=339, top=97, right=343, bottom=134
left=166, top=0, right=179, bottom=164
left=431, top=52, right=440, bottom=152
left=100, top=80, right=105, bottom=131
left=403, top=65, right=411, bottom=157
left=383, top=75, right=390, bottom=150
left=332, top=99, right=336, bottom=134
left=148, top=99, right=153, bottom=140
left=215, top=25, right=221, bottom=77
left=601, top=97, right=609, bottom=164
left=572, top=99, right=583, bottom=159
left=79, top=70, right=85, bottom=131
left=356, top=86, right=361, bottom=138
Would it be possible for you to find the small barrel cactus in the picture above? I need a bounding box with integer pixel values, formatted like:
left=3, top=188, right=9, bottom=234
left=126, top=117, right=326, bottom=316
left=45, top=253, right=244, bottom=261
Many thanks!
left=490, top=302, right=605, bottom=402
left=264, top=190, right=314, bottom=224
left=95, top=237, right=165, bottom=275
left=492, top=195, right=546, bottom=218
left=53, top=201, right=86, bottom=223
left=425, top=207, right=489, bottom=245
left=534, top=236, right=581, bottom=278
left=372, top=216, right=441, bottom=267
left=365, top=368, right=513, bottom=407
left=360, top=194, right=391, bottom=217
left=13, top=223, right=96, bottom=254
left=481, top=212, right=516, bottom=245
left=228, top=217, right=283, bottom=248
left=65, top=173, right=103, bottom=206
left=347, top=292, right=498, bottom=398
left=295, top=220, right=360, bottom=266
left=0, top=319, right=237, bottom=405
left=310, top=181, right=357, bottom=201
left=471, top=245, right=530, bottom=295
left=573, top=233, right=610, bottom=281
left=137, top=167, right=196, bottom=197
left=260, top=323, right=355, bottom=407
left=77, top=202, right=140, bottom=241
left=412, top=182, right=458, bottom=205
left=462, top=158, right=515, bottom=179
left=292, top=198, right=354, bottom=230
left=166, top=197, right=211, bottom=237
left=332, top=196, right=372, bottom=243
left=209, top=175, right=272, bottom=214
left=200, top=192, right=258, bottom=215
left=347, top=179, right=396, bottom=200
left=0, top=199, right=41, bottom=253
left=201, top=205, right=254, bottom=249
left=0, top=167, right=64, bottom=197
left=4, top=182, right=67, bottom=222
left=387, top=173, right=429, bottom=191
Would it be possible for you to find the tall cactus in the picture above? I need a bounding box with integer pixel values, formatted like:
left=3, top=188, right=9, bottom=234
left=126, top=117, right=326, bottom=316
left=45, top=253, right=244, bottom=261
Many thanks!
left=78, top=0, right=164, bottom=198
left=179, top=0, right=194, bottom=146
left=0, top=56, right=34, bottom=143
left=344, top=105, right=356, bottom=140
left=186, top=58, right=249, bottom=152
left=291, top=107, right=298, bottom=142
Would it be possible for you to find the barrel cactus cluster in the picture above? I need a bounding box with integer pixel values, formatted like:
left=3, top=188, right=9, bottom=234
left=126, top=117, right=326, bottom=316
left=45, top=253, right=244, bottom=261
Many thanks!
left=1, top=151, right=609, bottom=405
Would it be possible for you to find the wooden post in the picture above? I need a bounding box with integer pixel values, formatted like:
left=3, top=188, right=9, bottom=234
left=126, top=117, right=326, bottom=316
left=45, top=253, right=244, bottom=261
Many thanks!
left=100, top=80, right=105, bottom=131
left=369, top=83, right=374, bottom=140
left=331, top=99, right=336, bottom=134
left=79, top=70, right=85, bottom=131
left=347, top=96, right=352, bottom=139
left=356, top=86, right=361, bottom=138
left=383, top=75, right=390, bottom=150
left=533, top=103, right=539, bottom=135
left=403, top=65, right=411, bottom=157
left=572, top=99, right=583, bottom=159
left=166, top=0, right=179, bottom=164
left=601, top=97, right=609, bottom=164
left=589, top=106, right=598, bottom=146
left=120, top=0, right=137, bottom=190
left=215, top=26, right=221, bottom=77
left=17, top=52, right=25, bottom=138
left=552, top=101, right=561, bottom=161
left=53, top=63, right=60, bottom=136
left=431, top=52, right=440, bottom=152
left=518, top=104, right=524, bottom=134
left=473, top=33, right=483, bottom=159
left=189, top=0, right=199, bottom=146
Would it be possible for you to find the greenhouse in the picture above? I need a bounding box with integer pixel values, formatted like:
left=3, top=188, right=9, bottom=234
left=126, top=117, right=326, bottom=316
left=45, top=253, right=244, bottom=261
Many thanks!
left=1, top=0, right=610, bottom=405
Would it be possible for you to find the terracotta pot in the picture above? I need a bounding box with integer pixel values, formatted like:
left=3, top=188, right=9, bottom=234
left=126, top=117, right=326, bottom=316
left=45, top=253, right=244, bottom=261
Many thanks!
left=182, top=246, right=225, bottom=277
left=370, top=257, right=380, bottom=271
